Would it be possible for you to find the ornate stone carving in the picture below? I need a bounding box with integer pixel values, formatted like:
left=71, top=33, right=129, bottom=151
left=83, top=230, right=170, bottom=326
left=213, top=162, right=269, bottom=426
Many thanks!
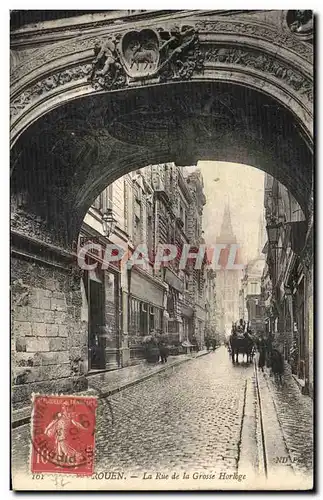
left=204, top=46, right=313, bottom=103
left=197, top=20, right=313, bottom=63
left=120, top=29, right=161, bottom=77
left=11, top=14, right=313, bottom=89
left=89, top=35, right=126, bottom=90
left=10, top=23, right=312, bottom=123
left=301, top=228, right=313, bottom=272
left=89, top=25, right=203, bottom=88
left=287, top=10, right=313, bottom=38
left=157, top=25, right=204, bottom=81
left=11, top=64, right=92, bottom=119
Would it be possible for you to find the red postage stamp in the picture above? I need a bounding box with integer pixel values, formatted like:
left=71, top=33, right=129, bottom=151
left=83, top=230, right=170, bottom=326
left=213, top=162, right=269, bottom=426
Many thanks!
left=31, top=395, right=97, bottom=475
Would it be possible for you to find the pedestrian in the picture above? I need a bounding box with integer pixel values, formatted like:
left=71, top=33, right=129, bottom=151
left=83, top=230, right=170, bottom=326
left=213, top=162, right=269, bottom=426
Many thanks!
left=266, top=334, right=274, bottom=368
left=211, top=338, right=217, bottom=351
left=157, top=333, right=168, bottom=364
left=270, top=348, right=284, bottom=386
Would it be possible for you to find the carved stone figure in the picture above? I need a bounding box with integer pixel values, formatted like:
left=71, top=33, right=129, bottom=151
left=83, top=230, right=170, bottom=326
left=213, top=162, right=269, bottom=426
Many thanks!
left=90, top=35, right=126, bottom=90
left=90, top=25, right=202, bottom=86
left=288, top=10, right=313, bottom=35
left=120, top=29, right=160, bottom=78
left=158, top=25, right=199, bottom=80
left=90, top=36, right=118, bottom=78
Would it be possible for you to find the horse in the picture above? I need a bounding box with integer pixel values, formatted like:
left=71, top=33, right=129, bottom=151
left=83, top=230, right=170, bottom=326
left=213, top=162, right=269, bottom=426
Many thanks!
left=229, top=323, right=255, bottom=364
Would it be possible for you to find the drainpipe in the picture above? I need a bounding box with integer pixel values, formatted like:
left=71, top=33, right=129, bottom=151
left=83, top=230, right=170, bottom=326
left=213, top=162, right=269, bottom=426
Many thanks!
left=154, top=195, right=158, bottom=277
left=127, top=268, right=132, bottom=340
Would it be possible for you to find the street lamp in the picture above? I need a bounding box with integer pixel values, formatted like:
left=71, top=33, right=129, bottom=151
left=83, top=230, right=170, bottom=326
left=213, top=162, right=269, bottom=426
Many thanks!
left=266, top=222, right=281, bottom=246
left=102, top=208, right=116, bottom=238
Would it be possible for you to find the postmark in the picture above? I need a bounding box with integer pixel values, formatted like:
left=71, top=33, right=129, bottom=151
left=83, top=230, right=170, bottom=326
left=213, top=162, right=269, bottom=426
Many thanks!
left=30, top=395, right=97, bottom=475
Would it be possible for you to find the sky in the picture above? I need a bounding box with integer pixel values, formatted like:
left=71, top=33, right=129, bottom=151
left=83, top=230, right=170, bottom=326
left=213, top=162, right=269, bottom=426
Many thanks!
left=195, top=161, right=267, bottom=265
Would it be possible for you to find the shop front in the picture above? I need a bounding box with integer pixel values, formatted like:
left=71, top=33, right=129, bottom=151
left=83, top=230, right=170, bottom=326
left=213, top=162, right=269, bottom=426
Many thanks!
left=180, top=301, right=194, bottom=343
left=128, top=268, right=166, bottom=361
left=165, top=268, right=184, bottom=342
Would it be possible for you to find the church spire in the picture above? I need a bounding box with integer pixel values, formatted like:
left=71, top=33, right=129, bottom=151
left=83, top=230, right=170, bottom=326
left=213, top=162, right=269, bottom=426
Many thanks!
left=216, top=203, right=237, bottom=244
left=220, top=204, right=233, bottom=237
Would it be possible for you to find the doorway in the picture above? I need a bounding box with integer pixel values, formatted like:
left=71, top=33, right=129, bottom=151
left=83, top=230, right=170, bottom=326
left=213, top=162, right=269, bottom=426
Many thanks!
left=85, top=269, right=106, bottom=370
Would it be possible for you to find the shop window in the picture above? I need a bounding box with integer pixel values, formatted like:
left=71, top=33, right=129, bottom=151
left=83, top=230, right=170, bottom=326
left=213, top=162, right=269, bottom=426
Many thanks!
left=149, top=306, right=155, bottom=333
left=155, top=308, right=162, bottom=331
left=140, top=302, right=148, bottom=335
left=130, top=298, right=141, bottom=335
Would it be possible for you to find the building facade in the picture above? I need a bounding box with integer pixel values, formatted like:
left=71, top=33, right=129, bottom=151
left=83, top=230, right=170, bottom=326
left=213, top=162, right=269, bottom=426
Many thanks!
left=204, top=268, right=218, bottom=342
left=215, top=205, right=243, bottom=336
left=10, top=10, right=312, bottom=410
left=262, top=174, right=312, bottom=396
left=239, top=215, right=266, bottom=333
left=80, top=163, right=210, bottom=370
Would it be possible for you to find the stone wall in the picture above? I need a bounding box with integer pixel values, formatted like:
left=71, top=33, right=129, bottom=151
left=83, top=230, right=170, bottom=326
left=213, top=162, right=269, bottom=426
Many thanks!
left=11, top=254, right=88, bottom=409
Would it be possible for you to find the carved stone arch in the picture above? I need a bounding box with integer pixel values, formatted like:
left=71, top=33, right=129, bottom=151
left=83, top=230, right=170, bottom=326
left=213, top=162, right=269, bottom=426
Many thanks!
left=10, top=15, right=313, bottom=146
left=10, top=13, right=313, bottom=248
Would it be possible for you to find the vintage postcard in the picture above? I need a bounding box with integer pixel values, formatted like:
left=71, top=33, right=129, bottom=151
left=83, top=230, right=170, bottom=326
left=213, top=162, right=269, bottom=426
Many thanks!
left=10, top=9, right=314, bottom=491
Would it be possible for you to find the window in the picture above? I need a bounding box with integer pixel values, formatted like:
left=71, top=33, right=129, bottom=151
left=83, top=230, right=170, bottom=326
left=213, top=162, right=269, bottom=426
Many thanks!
left=135, top=199, right=141, bottom=219
left=149, top=305, right=162, bottom=333
left=130, top=298, right=140, bottom=335
left=92, top=184, right=113, bottom=213
left=155, top=308, right=162, bottom=331
left=93, top=192, right=103, bottom=211
left=106, top=184, right=113, bottom=210
left=147, top=214, right=153, bottom=259
left=124, top=181, right=128, bottom=232
left=140, top=302, right=148, bottom=335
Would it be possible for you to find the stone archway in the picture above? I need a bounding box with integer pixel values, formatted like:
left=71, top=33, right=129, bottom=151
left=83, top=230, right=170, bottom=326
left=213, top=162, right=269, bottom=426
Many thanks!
left=10, top=10, right=314, bottom=408
left=11, top=12, right=313, bottom=246
left=11, top=80, right=313, bottom=249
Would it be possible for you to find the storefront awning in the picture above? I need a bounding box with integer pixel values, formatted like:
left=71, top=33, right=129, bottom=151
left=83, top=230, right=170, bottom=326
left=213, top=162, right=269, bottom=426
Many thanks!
left=164, top=268, right=184, bottom=293
left=181, top=304, right=194, bottom=318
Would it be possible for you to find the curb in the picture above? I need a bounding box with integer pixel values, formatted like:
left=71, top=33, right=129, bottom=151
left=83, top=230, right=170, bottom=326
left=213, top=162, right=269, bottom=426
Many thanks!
left=95, top=349, right=211, bottom=399
left=12, top=350, right=212, bottom=428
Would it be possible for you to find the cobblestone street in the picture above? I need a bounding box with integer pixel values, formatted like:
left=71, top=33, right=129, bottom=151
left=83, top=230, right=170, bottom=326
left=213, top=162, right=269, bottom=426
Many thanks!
left=95, top=347, right=249, bottom=474
left=12, top=346, right=313, bottom=488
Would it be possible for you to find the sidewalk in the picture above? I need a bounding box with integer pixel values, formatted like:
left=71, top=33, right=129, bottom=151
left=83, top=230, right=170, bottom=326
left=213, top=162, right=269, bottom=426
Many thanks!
left=12, top=350, right=211, bottom=428
left=87, top=350, right=211, bottom=397
left=259, top=361, right=313, bottom=479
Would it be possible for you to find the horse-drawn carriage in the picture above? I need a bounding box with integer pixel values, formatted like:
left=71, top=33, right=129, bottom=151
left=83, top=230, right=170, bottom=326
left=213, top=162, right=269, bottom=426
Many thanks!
left=229, top=320, right=255, bottom=364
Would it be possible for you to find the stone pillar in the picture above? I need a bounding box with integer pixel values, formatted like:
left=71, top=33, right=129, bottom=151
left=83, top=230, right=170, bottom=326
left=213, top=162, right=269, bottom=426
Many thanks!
left=302, top=223, right=313, bottom=396
left=120, top=289, right=130, bottom=366
left=11, top=231, right=88, bottom=410
left=307, top=265, right=314, bottom=397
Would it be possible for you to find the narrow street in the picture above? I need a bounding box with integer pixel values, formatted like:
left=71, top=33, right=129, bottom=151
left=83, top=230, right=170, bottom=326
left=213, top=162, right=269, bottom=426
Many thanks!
left=12, top=346, right=313, bottom=489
